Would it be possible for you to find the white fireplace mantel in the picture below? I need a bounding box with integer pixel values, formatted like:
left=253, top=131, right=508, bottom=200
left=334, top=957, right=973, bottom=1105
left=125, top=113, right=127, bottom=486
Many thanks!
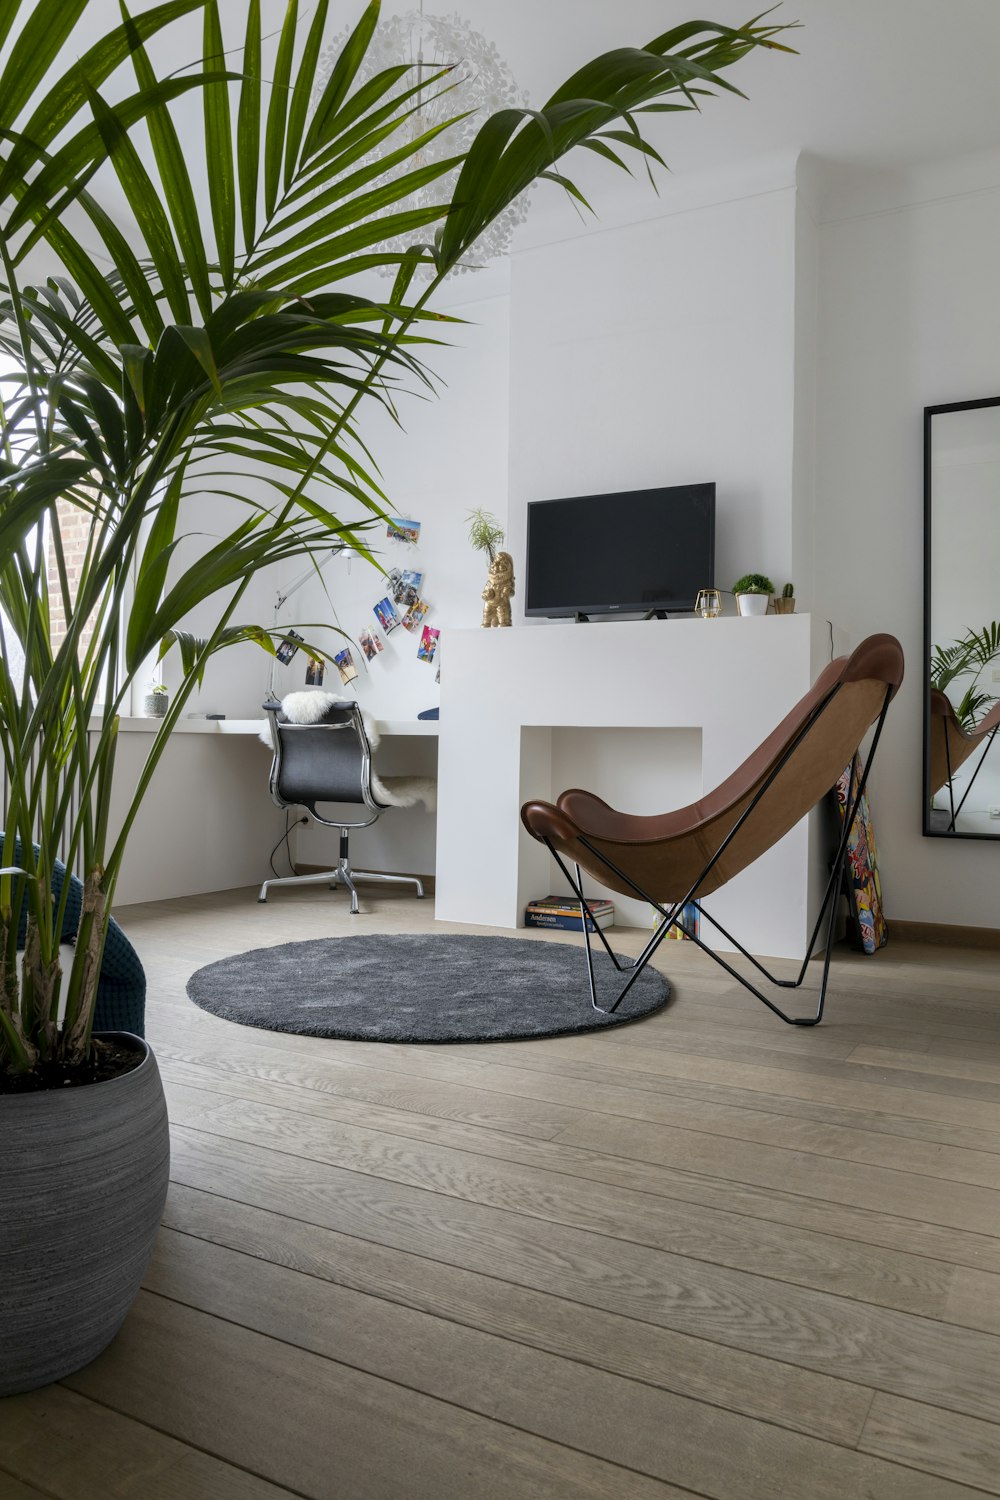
left=437, top=614, right=846, bottom=959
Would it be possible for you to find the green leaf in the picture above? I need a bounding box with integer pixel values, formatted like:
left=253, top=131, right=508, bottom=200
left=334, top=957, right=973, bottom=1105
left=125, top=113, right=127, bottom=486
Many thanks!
left=264, top=0, right=297, bottom=220
left=30, top=204, right=149, bottom=346
left=538, top=170, right=593, bottom=212
left=300, top=0, right=380, bottom=163
left=0, top=1, right=19, bottom=54
left=3, top=74, right=234, bottom=228
left=122, top=6, right=213, bottom=320
left=0, top=0, right=87, bottom=130
left=171, top=325, right=223, bottom=398
left=121, top=344, right=153, bottom=419
left=263, top=115, right=468, bottom=240
left=237, top=0, right=262, bottom=253
left=284, top=0, right=328, bottom=190
left=10, top=0, right=205, bottom=174
left=254, top=204, right=449, bottom=287
left=203, top=0, right=236, bottom=286
left=0, top=457, right=92, bottom=564
left=84, top=82, right=190, bottom=325
left=126, top=460, right=184, bottom=670
left=255, top=156, right=462, bottom=269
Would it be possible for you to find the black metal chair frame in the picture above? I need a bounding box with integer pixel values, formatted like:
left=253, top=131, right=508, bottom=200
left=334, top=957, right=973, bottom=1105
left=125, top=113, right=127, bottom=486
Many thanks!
left=941, top=719, right=1000, bottom=833
left=543, top=682, right=893, bottom=1027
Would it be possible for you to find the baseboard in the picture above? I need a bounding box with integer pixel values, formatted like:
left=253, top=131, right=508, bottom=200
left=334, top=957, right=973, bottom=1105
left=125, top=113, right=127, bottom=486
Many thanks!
left=296, top=863, right=436, bottom=895
left=889, top=918, right=1000, bottom=950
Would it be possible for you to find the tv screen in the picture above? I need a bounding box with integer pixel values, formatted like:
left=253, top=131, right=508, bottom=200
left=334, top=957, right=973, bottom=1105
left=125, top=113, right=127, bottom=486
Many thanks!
left=524, top=483, right=715, bottom=619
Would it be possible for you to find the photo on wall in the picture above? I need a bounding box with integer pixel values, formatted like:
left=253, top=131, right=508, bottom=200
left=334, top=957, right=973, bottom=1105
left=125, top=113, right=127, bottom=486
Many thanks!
left=418, top=625, right=440, bottom=664
left=358, top=627, right=384, bottom=662
left=373, top=596, right=401, bottom=634
left=334, top=647, right=358, bottom=685
left=304, top=656, right=325, bottom=687
left=387, top=517, right=421, bottom=545
left=275, top=628, right=304, bottom=665
left=402, top=599, right=429, bottom=633
left=388, top=567, right=423, bottom=607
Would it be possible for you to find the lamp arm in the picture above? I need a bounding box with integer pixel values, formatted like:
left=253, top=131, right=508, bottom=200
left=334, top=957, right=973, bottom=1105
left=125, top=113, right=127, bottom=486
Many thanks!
left=267, top=546, right=353, bottom=699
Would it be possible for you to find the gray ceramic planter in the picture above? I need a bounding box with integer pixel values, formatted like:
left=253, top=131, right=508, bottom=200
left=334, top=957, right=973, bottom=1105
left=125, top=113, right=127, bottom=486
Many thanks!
left=0, top=1033, right=170, bottom=1397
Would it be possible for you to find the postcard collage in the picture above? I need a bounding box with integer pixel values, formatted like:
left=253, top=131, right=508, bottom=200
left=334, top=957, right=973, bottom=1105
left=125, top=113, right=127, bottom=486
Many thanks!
left=320, top=516, right=439, bottom=689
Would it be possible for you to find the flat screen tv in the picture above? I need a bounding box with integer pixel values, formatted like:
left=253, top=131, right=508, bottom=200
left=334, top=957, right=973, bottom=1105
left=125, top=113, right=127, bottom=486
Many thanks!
left=524, top=483, right=715, bottom=619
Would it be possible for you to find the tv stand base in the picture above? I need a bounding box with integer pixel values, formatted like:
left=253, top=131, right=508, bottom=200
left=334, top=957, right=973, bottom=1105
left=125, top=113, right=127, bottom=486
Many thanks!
left=573, top=609, right=670, bottom=623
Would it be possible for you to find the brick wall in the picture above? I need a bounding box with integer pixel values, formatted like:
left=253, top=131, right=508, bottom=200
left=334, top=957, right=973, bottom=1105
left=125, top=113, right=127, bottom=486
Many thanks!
left=46, top=499, right=96, bottom=657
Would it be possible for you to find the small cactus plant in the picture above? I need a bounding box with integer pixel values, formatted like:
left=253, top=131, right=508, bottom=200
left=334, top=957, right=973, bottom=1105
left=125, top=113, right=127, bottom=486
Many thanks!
left=775, top=581, right=796, bottom=615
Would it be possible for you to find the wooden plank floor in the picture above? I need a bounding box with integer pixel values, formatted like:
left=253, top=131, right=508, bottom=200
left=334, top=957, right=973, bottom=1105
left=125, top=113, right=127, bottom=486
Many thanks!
left=2, top=888, right=1000, bottom=1499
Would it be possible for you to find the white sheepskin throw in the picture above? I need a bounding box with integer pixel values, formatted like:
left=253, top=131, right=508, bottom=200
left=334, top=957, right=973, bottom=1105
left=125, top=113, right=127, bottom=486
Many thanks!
left=262, top=690, right=436, bottom=813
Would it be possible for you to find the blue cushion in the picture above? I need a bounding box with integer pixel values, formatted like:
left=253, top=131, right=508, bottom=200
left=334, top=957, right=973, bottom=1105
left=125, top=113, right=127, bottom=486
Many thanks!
left=0, top=837, right=146, bottom=1037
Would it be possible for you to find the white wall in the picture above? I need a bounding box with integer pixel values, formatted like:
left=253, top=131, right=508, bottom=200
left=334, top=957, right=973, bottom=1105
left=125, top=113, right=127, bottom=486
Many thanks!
left=95, top=147, right=1000, bottom=927
left=288, top=283, right=510, bottom=879
left=110, top=729, right=283, bottom=906
left=507, top=181, right=800, bottom=614
left=285, top=286, right=512, bottom=723
left=815, top=179, right=1000, bottom=924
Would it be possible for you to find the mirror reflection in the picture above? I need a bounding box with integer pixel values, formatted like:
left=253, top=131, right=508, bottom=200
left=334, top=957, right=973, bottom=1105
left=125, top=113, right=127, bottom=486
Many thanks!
left=925, top=398, right=1000, bottom=838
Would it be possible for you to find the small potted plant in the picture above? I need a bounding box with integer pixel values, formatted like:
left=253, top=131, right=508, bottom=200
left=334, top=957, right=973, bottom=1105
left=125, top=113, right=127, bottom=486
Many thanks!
left=732, top=573, right=775, bottom=617
left=143, top=684, right=169, bottom=718
left=467, top=509, right=515, bottom=627
left=775, top=581, right=796, bottom=615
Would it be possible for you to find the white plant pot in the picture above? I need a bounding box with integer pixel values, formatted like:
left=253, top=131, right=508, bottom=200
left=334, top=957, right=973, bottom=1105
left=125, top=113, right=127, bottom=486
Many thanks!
left=735, top=593, right=770, bottom=617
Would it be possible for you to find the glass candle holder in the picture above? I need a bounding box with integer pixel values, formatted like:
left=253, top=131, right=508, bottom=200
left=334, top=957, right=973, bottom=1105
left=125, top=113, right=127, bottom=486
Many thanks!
left=695, top=588, right=722, bottom=619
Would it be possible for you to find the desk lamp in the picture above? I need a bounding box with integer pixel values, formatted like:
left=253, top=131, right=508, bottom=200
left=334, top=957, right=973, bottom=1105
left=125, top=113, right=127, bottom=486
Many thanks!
left=267, top=545, right=355, bottom=698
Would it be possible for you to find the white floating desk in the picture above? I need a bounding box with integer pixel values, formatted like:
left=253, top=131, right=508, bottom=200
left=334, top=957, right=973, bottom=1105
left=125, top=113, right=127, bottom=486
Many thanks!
left=110, top=716, right=438, bottom=738
left=437, top=615, right=844, bottom=960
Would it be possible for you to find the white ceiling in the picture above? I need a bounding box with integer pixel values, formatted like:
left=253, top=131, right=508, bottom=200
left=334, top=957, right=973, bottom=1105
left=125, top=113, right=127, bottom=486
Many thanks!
left=29, top=0, right=1000, bottom=256
left=75, top=0, right=1000, bottom=181
left=451, top=0, right=1000, bottom=181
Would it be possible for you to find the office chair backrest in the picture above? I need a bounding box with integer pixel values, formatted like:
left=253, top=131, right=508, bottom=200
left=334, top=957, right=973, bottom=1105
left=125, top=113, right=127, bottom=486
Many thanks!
left=264, top=701, right=380, bottom=820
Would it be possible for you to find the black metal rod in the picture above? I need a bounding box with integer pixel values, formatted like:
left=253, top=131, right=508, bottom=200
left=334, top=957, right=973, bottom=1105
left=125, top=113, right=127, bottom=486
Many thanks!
left=544, top=684, right=893, bottom=1024
left=950, top=724, right=999, bottom=826
left=944, top=721, right=957, bottom=831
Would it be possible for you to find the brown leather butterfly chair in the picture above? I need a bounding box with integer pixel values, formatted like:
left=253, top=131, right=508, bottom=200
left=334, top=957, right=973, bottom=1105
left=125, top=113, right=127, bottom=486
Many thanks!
left=929, top=688, right=1000, bottom=832
left=521, top=634, right=904, bottom=1026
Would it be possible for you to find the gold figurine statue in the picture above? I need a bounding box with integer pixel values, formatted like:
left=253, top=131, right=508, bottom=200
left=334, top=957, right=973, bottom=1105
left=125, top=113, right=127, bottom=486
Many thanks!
left=481, top=550, right=515, bottom=628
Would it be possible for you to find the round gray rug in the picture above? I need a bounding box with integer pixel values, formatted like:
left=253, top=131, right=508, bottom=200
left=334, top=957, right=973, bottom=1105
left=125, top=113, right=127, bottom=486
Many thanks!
left=186, top=934, right=670, bottom=1043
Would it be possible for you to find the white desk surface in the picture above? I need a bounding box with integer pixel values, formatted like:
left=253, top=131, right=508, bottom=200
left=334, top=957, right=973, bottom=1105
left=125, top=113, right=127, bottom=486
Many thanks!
left=112, top=716, right=439, bottom=737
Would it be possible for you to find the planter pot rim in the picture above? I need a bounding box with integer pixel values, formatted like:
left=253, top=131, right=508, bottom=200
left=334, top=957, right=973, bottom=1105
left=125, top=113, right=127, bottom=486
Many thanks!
left=0, top=1031, right=151, bottom=1109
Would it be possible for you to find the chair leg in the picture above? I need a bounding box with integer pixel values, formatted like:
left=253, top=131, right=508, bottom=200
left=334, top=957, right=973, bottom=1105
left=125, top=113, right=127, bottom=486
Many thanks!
left=258, top=869, right=343, bottom=903
left=351, top=869, right=425, bottom=899
left=259, top=837, right=424, bottom=914
left=339, top=863, right=360, bottom=915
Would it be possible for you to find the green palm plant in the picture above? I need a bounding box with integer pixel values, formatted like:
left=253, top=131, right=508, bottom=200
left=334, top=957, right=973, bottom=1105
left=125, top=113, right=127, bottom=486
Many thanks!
left=0, top=0, right=794, bottom=1077
left=931, top=621, right=1000, bottom=732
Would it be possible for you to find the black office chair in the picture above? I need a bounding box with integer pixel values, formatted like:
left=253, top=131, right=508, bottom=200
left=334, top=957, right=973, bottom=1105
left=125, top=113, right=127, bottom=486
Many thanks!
left=258, top=699, right=425, bottom=913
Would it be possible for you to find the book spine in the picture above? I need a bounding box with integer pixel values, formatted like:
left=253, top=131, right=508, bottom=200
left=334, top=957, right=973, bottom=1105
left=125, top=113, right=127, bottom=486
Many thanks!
left=526, top=902, right=613, bottom=917
left=524, top=911, right=614, bottom=932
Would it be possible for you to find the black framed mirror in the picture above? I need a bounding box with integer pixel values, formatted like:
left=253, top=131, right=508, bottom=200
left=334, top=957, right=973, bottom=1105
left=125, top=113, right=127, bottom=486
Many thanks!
left=924, top=396, right=1000, bottom=839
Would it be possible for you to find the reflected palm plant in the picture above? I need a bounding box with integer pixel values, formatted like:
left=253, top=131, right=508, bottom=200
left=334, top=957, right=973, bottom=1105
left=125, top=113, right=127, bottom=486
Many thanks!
left=931, top=622, right=1000, bottom=732
left=0, top=0, right=794, bottom=1074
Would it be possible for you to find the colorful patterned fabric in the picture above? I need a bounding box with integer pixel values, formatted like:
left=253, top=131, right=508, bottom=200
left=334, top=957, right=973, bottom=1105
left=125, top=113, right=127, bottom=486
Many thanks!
left=833, top=756, right=888, bottom=954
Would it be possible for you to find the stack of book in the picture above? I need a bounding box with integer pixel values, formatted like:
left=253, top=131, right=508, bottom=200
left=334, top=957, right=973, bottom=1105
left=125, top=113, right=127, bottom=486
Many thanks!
left=524, top=895, right=614, bottom=932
